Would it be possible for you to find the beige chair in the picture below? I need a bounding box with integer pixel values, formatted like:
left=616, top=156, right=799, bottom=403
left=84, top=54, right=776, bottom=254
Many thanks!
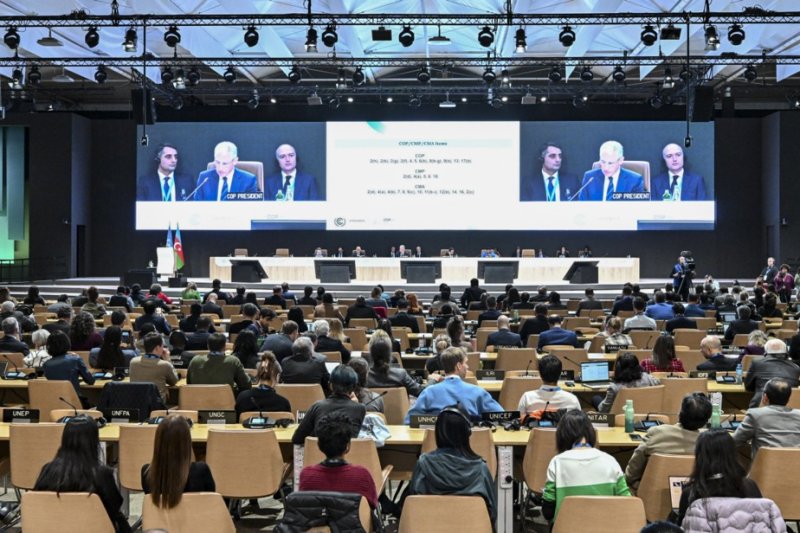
left=520, top=249, right=536, bottom=258
left=221, top=305, right=240, bottom=319
left=748, top=447, right=800, bottom=520
left=741, top=354, right=763, bottom=373
left=673, top=329, right=705, bottom=349
left=420, top=427, right=497, bottom=478
left=548, top=348, right=589, bottom=374
left=10, top=423, right=64, bottom=491
left=369, top=387, right=410, bottom=425
left=304, top=437, right=392, bottom=495
left=787, top=388, right=800, bottom=409
left=178, top=385, right=235, bottom=411
left=22, top=492, right=114, bottom=533
left=660, top=378, right=709, bottom=423
left=521, top=428, right=558, bottom=494
left=275, top=248, right=290, bottom=257
left=49, top=409, right=104, bottom=422
left=29, top=381, right=83, bottom=421
left=119, top=424, right=159, bottom=492
left=525, top=334, right=540, bottom=349
left=628, top=331, right=661, bottom=351
left=394, top=327, right=412, bottom=352
left=343, top=328, right=368, bottom=351
left=498, top=376, right=543, bottom=411
left=676, top=349, right=705, bottom=372
left=1, top=351, right=24, bottom=369
left=636, top=454, right=695, bottom=521
left=475, top=329, right=494, bottom=352
left=349, top=318, right=377, bottom=329
left=495, top=348, right=537, bottom=372
left=399, top=495, right=491, bottom=533
left=694, top=317, right=716, bottom=330
left=275, top=383, right=326, bottom=414
left=233, top=248, right=248, bottom=257
left=142, top=492, right=234, bottom=533
left=610, top=385, right=665, bottom=415
left=731, top=334, right=750, bottom=348
left=562, top=317, right=590, bottom=331
left=206, top=161, right=264, bottom=192
left=320, top=351, right=343, bottom=363
left=552, top=496, right=646, bottom=533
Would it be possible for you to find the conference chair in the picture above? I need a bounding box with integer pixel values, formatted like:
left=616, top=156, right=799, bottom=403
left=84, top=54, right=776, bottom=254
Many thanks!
left=547, top=347, right=589, bottom=374
left=0, top=352, right=24, bottom=369
left=118, top=423, right=159, bottom=493
left=466, top=351, right=481, bottom=372
left=636, top=454, right=695, bottom=521
left=748, top=447, right=800, bottom=520
left=562, top=317, right=591, bottom=331
left=233, top=248, right=248, bottom=257
left=660, top=378, right=708, bottom=423
left=304, top=437, right=392, bottom=496
left=495, top=348, right=537, bottom=372
left=28, top=380, right=83, bottom=421
left=320, top=351, right=343, bottom=363
left=394, top=326, right=412, bottom=352
left=206, top=161, right=264, bottom=192
left=475, top=328, right=494, bottom=352
left=610, top=385, right=665, bottom=415
left=142, top=492, right=234, bottom=533
left=787, top=388, right=800, bottom=409
left=343, top=328, right=368, bottom=351
left=349, top=318, right=377, bottom=329
left=275, top=383, right=326, bottom=414
left=498, top=376, right=543, bottom=412
left=10, top=423, right=64, bottom=493
left=741, top=354, right=763, bottom=373
left=73, top=351, right=91, bottom=368
left=221, top=305, right=240, bottom=319
left=481, top=320, right=499, bottom=330
left=694, top=317, right=716, bottom=330
left=420, top=427, right=497, bottom=478
left=552, top=496, right=646, bottom=533
left=521, top=428, right=558, bottom=496
left=525, top=334, right=540, bottom=349
left=178, top=385, right=235, bottom=411
left=731, top=334, right=750, bottom=348
left=399, top=495, right=492, bottom=533
left=275, top=248, right=290, bottom=257
left=368, top=387, right=410, bottom=425
left=591, top=160, right=651, bottom=191
left=465, top=310, right=481, bottom=321
left=675, top=348, right=705, bottom=372
left=22, top=492, right=114, bottom=533
left=672, top=329, right=705, bottom=349
left=628, top=330, right=661, bottom=351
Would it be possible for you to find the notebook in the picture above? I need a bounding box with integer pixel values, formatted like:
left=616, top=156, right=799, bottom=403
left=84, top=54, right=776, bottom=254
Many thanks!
left=580, top=361, right=611, bottom=389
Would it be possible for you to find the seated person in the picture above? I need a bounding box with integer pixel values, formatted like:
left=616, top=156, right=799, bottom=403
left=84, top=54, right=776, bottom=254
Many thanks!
left=281, top=336, right=330, bottom=393
left=697, top=335, right=739, bottom=372
left=640, top=335, right=685, bottom=373
left=665, top=303, right=698, bottom=333
left=42, top=331, right=95, bottom=407
left=623, top=298, right=657, bottom=331
left=186, top=333, right=251, bottom=395
left=347, top=358, right=384, bottom=413
left=129, top=332, right=178, bottom=403
left=723, top=306, right=759, bottom=342
left=185, top=316, right=214, bottom=351
left=595, top=353, right=660, bottom=413
left=537, top=315, right=579, bottom=350
left=518, top=355, right=581, bottom=417
left=598, top=316, right=632, bottom=352
left=486, top=315, right=523, bottom=349
left=235, top=351, right=291, bottom=417
left=366, top=335, right=423, bottom=397
left=298, top=412, right=379, bottom=509
left=70, top=311, right=105, bottom=351
left=733, top=377, right=800, bottom=457
left=89, top=326, right=137, bottom=370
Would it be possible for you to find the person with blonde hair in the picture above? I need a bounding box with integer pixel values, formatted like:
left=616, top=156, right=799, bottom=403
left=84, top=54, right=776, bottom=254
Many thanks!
left=25, top=328, right=51, bottom=368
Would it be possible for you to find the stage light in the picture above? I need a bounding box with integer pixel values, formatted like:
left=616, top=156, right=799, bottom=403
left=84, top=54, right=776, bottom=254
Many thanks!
left=428, top=25, right=450, bottom=46
left=548, top=65, right=562, bottom=83
left=328, top=96, right=340, bottom=109
left=640, top=24, right=657, bottom=46
left=409, top=95, right=421, bottom=107
left=573, top=93, right=588, bottom=108
left=559, top=26, right=576, bottom=47
left=244, top=25, right=259, bottom=47
left=248, top=89, right=259, bottom=109
left=580, top=66, right=594, bottom=82
left=743, top=64, right=758, bottom=82
left=649, top=93, right=664, bottom=109
left=352, top=67, right=365, bottom=86
left=321, top=24, right=338, bottom=47
left=186, top=67, right=200, bottom=86
left=164, top=25, right=181, bottom=48
left=663, top=67, right=675, bottom=89
left=171, top=96, right=184, bottom=110
left=346, top=96, right=354, bottom=103
left=478, top=26, right=494, bottom=47
left=9, top=68, right=22, bottom=90
left=288, top=65, right=302, bottom=83
left=728, top=23, right=745, bottom=45
left=161, top=66, right=174, bottom=85
left=4, top=27, right=19, bottom=49
left=223, top=65, right=236, bottom=84
left=679, top=66, right=693, bottom=82
left=371, top=26, right=392, bottom=41
left=660, top=24, right=681, bottom=40
left=704, top=25, right=720, bottom=51
left=482, top=67, right=496, bottom=84
left=461, top=96, right=468, bottom=103
left=123, top=27, right=137, bottom=52
left=386, top=96, right=393, bottom=103
left=490, top=97, right=503, bottom=109
left=336, top=68, right=346, bottom=89
left=398, top=26, right=414, bottom=47
left=94, top=65, right=107, bottom=84
left=173, top=68, right=186, bottom=89
left=269, top=96, right=277, bottom=104
left=515, top=28, right=526, bottom=53
left=417, top=66, right=431, bottom=83
left=305, top=27, right=318, bottom=52
left=501, top=69, right=510, bottom=85
left=28, top=65, right=41, bottom=85
left=612, top=65, right=626, bottom=83
left=85, top=26, right=99, bottom=48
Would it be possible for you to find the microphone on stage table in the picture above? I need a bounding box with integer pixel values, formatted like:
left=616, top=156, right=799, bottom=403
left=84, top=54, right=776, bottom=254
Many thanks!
left=182, top=177, right=209, bottom=201
left=568, top=177, right=594, bottom=201
left=2, top=354, right=20, bottom=379
left=524, top=359, right=533, bottom=377
left=363, top=390, right=389, bottom=408
left=59, top=396, right=79, bottom=418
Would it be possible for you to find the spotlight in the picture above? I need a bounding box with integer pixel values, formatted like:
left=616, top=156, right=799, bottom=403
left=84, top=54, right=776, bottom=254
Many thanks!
left=171, top=96, right=184, bottom=110
left=704, top=25, right=720, bottom=51
left=461, top=97, right=468, bottom=103
left=728, top=23, right=745, bottom=45
left=478, top=26, right=494, bottom=47
left=660, top=24, right=681, bottom=40
left=398, top=26, right=414, bottom=47
left=4, top=27, right=19, bottom=50
left=490, top=97, right=503, bottom=109
left=679, top=66, right=693, bottom=83
left=640, top=24, right=657, bottom=46
left=386, top=96, right=393, bottom=103
left=515, top=28, right=526, bottom=53
left=649, top=93, right=664, bottom=109
left=417, top=66, right=431, bottom=84
left=346, top=96, right=353, bottom=103
left=288, top=65, right=302, bottom=83
left=305, top=27, right=318, bottom=52
left=352, top=67, right=365, bottom=86
left=85, top=26, right=99, bottom=48
left=223, top=65, right=236, bottom=84
left=548, top=66, right=562, bottom=83
left=501, top=69, right=510, bottom=85
left=371, top=26, right=392, bottom=41
left=409, top=95, right=421, bottom=107
left=269, top=97, right=276, bottom=104
left=321, top=24, right=338, bottom=47
left=28, top=65, right=41, bottom=85
left=572, top=93, right=588, bottom=108
left=244, top=25, right=259, bottom=47
left=186, top=67, right=200, bottom=86
left=743, top=64, right=758, bottom=82
left=161, top=66, right=174, bottom=85
left=94, top=65, right=107, bottom=84
left=336, top=68, right=346, bottom=89
left=123, top=27, right=137, bottom=52
left=9, top=68, right=22, bottom=89
left=559, top=25, right=576, bottom=47
left=663, top=67, right=675, bottom=89
left=248, top=89, right=259, bottom=110
left=482, top=67, right=496, bottom=84
left=790, top=93, right=800, bottom=109
left=328, top=96, right=341, bottom=109
left=164, top=25, right=181, bottom=47
left=580, top=66, right=594, bottom=82
left=612, top=65, right=626, bottom=83
left=173, top=68, right=186, bottom=89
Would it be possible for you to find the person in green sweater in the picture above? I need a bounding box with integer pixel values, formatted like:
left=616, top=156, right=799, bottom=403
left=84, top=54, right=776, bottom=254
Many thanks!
left=186, top=332, right=251, bottom=394
left=181, top=282, right=201, bottom=301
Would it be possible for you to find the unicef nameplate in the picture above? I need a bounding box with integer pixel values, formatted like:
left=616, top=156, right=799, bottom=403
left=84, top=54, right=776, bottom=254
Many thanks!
left=482, top=411, right=519, bottom=423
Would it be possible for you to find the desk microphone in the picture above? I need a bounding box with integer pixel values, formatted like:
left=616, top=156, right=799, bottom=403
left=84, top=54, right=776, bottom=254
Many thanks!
left=561, top=355, right=583, bottom=378
left=524, top=360, right=533, bottom=377
left=58, top=396, right=80, bottom=423
left=363, top=390, right=389, bottom=408
left=182, top=177, right=208, bottom=201
left=242, top=397, right=271, bottom=429
left=1, top=354, right=22, bottom=379
left=568, top=177, right=594, bottom=201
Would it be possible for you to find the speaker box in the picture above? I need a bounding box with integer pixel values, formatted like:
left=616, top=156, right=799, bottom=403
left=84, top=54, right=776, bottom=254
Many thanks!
left=132, top=88, right=156, bottom=125
left=692, top=86, right=714, bottom=122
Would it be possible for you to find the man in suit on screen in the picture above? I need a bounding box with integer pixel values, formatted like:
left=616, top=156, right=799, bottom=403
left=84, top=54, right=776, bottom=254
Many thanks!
left=137, top=143, right=195, bottom=201
left=263, top=144, right=320, bottom=201
left=650, top=143, right=708, bottom=201
left=578, top=140, right=645, bottom=201
left=194, top=141, right=260, bottom=201
left=520, top=142, right=580, bottom=202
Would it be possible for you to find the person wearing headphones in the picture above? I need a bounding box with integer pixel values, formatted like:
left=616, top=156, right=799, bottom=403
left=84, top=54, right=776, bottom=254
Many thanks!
left=136, top=143, right=195, bottom=201
left=520, top=142, right=580, bottom=202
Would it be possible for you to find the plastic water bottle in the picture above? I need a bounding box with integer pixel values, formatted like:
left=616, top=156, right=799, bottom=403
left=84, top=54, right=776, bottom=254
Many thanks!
left=624, top=399, right=634, bottom=433
left=711, top=403, right=721, bottom=429
left=735, top=363, right=743, bottom=385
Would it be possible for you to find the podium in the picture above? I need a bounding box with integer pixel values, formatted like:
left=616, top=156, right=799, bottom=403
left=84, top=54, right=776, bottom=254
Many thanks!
left=401, top=261, right=441, bottom=283
left=230, top=260, right=268, bottom=283
left=563, top=261, right=599, bottom=284
left=156, top=247, right=174, bottom=276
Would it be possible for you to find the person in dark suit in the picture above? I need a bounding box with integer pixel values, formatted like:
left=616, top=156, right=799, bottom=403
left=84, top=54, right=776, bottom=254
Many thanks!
left=185, top=317, right=213, bottom=351
left=460, top=278, right=486, bottom=308
left=518, top=304, right=550, bottom=346
left=578, top=140, right=645, bottom=201
left=486, top=316, right=523, bottom=349
left=133, top=300, right=171, bottom=335
left=201, top=293, right=224, bottom=319
left=697, top=336, right=739, bottom=371
left=352, top=246, right=366, bottom=257
left=0, top=317, right=30, bottom=356
left=263, top=286, right=287, bottom=309
left=611, top=286, right=634, bottom=316
left=194, top=141, right=260, bottom=201
left=744, top=339, right=800, bottom=408
left=345, top=296, right=379, bottom=326
left=665, top=303, right=698, bottom=333
left=263, top=144, right=320, bottom=201
left=477, top=297, right=502, bottom=328
left=388, top=299, right=420, bottom=333
left=759, top=257, right=778, bottom=284
left=137, top=143, right=196, bottom=201
left=650, top=143, right=708, bottom=201
left=520, top=142, right=580, bottom=202
left=281, top=337, right=330, bottom=392
left=724, top=306, right=760, bottom=342
left=537, top=315, right=579, bottom=350
left=671, top=256, right=695, bottom=302
left=313, top=320, right=351, bottom=364
left=576, top=288, right=603, bottom=316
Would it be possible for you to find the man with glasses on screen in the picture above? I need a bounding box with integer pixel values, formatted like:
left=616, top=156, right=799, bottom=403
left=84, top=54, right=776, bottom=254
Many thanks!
left=650, top=143, right=708, bottom=201
left=264, top=143, right=320, bottom=201
left=136, top=143, right=195, bottom=201
left=194, top=141, right=260, bottom=201
left=520, top=142, right=580, bottom=202
left=578, top=140, right=645, bottom=201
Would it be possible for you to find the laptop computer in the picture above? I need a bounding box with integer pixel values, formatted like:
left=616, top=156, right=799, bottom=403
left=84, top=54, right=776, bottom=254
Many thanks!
left=580, top=361, right=612, bottom=389
left=720, top=312, right=736, bottom=325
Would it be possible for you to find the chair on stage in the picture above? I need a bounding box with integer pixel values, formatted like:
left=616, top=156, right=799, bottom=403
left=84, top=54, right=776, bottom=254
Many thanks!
left=275, top=248, right=291, bottom=257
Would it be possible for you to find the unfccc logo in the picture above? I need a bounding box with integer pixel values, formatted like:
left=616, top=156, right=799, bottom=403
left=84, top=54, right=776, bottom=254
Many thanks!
left=334, top=217, right=346, bottom=227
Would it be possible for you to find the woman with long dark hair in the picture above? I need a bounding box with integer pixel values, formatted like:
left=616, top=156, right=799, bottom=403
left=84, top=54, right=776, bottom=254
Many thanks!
left=366, top=335, right=423, bottom=397
left=595, top=352, right=660, bottom=412
left=232, top=329, right=260, bottom=369
left=34, top=416, right=131, bottom=532
left=142, top=415, right=215, bottom=509
left=640, top=335, right=685, bottom=373
left=69, top=311, right=103, bottom=351
left=24, top=285, right=46, bottom=306
left=287, top=306, right=308, bottom=333
left=90, top=326, right=137, bottom=370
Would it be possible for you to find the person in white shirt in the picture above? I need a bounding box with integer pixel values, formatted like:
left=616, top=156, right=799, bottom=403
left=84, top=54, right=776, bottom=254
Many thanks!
left=25, top=328, right=52, bottom=368
left=518, top=355, right=581, bottom=416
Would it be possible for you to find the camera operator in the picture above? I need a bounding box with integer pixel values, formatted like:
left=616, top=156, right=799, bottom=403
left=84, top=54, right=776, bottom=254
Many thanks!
left=672, top=252, right=696, bottom=302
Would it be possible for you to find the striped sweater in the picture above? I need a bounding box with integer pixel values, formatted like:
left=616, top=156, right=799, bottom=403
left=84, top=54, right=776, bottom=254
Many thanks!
left=542, top=447, right=631, bottom=519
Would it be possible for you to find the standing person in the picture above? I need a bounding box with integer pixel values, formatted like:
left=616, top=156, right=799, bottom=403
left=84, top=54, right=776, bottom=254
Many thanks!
left=759, top=257, right=778, bottom=286
left=774, top=264, right=795, bottom=304
left=194, top=141, right=260, bottom=201
left=264, top=143, right=319, bottom=201
left=650, top=143, right=708, bottom=201
left=137, top=143, right=194, bottom=201
left=520, top=142, right=579, bottom=202
left=34, top=416, right=132, bottom=532
left=671, top=255, right=695, bottom=302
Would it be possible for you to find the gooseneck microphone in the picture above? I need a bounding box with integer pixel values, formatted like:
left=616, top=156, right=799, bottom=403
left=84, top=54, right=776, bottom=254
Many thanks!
left=568, top=177, right=594, bottom=201
left=182, top=177, right=209, bottom=201
left=363, top=390, right=389, bottom=408
left=524, top=360, right=533, bottom=377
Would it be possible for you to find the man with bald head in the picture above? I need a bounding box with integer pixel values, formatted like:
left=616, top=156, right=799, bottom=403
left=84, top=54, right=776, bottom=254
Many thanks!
left=264, top=143, right=320, bottom=201
left=195, top=141, right=260, bottom=201
left=650, top=142, right=707, bottom=201
left=486, top=315, right=523, bottom=349
left=697, top=335, right=738, bottom=372
left=578, top=140, right=645, bottom=201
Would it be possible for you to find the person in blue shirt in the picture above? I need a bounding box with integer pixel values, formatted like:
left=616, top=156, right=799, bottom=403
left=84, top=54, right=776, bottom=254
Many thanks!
left=405, top=347, right=502, bottom=423
left=537, top=315, right=580, bottom=351
left=42, top=330, right=95, bottom=407
left=684, top=293, right=706, bottom=318
left=644, top=291, right=675, bottom=320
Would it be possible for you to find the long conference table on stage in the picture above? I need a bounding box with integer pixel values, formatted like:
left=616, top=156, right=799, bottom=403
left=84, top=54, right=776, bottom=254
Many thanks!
left=209, top=256, right=640, bottom=284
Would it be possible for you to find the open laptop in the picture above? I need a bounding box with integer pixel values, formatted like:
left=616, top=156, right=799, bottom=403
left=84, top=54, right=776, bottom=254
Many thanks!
left=719, top=312, right=736, bottom=325
left=580, top=361, right=612, bottom=389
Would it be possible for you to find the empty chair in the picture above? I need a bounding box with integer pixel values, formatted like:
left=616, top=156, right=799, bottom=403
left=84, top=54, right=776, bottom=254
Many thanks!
left=636, top=454, right=695, bottom=521
left=475, top=329, right=494, bottom=352
left=28, top=381, right=83, bottom=422
left=275, top=383, right=326, bottom=414
left=349, top=318, right=377, bottom=329
left=148, top=409, right=200, bottom=423
left=628, top=331, right=661, bottom=351
left=118, top=424, right=159, bottom=492
left=748, top=447, right=800, bottom=520
left=399, top=495, right=491, bottom=533
left=178, top=385, right=235, bottom=411
left=22, top=492, right=114, bottom=533
left=275, top=248, right=290, bottom=257
left=142, top=492, right=234, bottom=533
left=552, top=496, right=646, bottom=533
left=495, top=348, right=537, bottom=372
left=368, top=387, right=410, bottom=425
left=661, top=378, right=708, bottom=423
left=610, top=386, right=665, bottom=415
left=673, top=330, right=705, bottom=350
left=10, top=423, right=64, bottom=491
left=521, top=428, right=558, bottom=495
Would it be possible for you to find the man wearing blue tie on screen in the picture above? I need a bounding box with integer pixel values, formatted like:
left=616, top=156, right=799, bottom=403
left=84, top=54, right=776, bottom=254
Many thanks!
left=578, top=140, right=645, bottom=201
left=650, top=143, right=708, bottom=201
left=263, top=144, right=320, bottom=201
left=136, top=144, right=195, bottom=201
left=194, top=141, right=260, bottom=201
left=520, top=142, right=579, bottom=201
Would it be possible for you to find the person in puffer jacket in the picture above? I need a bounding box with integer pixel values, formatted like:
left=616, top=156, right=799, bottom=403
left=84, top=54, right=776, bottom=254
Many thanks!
left=682, top=497, right=786, bottom=532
